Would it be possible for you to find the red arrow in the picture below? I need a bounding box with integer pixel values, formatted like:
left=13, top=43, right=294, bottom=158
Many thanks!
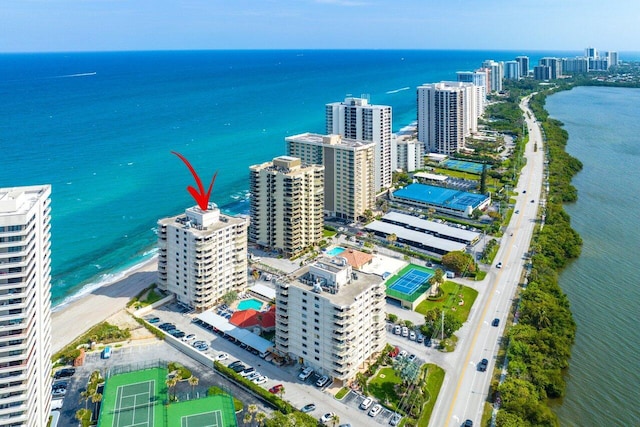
left=171, top=151, right=218, bottom=211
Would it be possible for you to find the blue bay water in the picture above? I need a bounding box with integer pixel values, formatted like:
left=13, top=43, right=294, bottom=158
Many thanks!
left=0, top=49, right=621, bottom=307
left=546, top=87, right=640, bottom=426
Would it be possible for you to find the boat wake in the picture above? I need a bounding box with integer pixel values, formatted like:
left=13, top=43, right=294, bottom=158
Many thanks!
left=386, top=86, right=410, bottom=94
left=54, top=72, right=97, bottom=78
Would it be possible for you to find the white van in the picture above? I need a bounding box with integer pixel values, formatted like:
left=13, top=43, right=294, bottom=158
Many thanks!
left=360, top=397, right=373, bottom=410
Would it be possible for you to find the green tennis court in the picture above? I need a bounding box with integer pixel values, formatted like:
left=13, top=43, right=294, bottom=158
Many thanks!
left=98, top=367, right=166, bottom=427
left=385, top=264, right=435, bottom=302
left=98, top=367, right=238, bottom=427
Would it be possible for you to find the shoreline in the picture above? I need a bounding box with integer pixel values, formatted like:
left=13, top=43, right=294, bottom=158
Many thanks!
left=51, top=256, right=158, bottom=354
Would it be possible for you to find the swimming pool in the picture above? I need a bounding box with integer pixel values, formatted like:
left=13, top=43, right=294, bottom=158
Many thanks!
left=237, top=298, right=264, bottom=311
left=325, top=247, right=346, bottom=257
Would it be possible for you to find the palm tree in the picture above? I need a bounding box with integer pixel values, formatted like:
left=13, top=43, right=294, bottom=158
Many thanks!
left=188, top=375, right=199, bottom=397
left=331, top=413, right=340, bottom=427
left=248, top=404, right=258, bottom=422
left=255, top=412, right=267, bottom=427
left=166, top=377, right=178, bottom=402
left=243, top=411, right=253, bottom=426
left=386, top=233, right=397, bottom=245
left=79, top=389, right=91, bottom=409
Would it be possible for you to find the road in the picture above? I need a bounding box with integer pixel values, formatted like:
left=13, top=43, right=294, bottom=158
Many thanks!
left=429, top=95, right=546, bottom=427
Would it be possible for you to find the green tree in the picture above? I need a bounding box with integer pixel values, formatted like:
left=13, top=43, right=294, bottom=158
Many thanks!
left=480, top=163, right=488, bottom=194
left=188, top=375, right=199, bottom=396
left=331, top=413, right=340, bottom=427
left=75, top=408, right=92, bottom=427
left=387, top=313, right=398, bottom=323
left=255, top=412, right=267, bottom=427
left=441, top=251, right=476, bottom=275
left=243, top=411, right=253, bottom=426
left=221, top=291, right=238, bottom=306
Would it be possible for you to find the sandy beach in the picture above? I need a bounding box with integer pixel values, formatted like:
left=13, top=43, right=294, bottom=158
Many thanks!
left=50, top=258, right=159, bottom=354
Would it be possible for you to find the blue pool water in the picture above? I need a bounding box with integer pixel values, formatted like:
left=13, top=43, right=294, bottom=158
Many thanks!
left=325, top=247, right=346, bottom=257
left=237, top=298, right=264, bottom=311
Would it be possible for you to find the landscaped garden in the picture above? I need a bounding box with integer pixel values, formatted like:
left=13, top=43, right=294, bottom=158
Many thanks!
left=415, top=281, right=478, bottom=324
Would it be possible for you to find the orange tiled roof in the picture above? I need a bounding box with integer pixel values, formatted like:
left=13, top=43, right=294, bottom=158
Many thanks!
left=340, top=248, right=373, bottom=269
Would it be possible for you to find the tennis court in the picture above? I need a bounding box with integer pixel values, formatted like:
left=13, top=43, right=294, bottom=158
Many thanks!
left=388, top=269, right=432, bottom=295
left=385, top=264, right=434, bottom=303
left=442, top=159, right=488, bottom=174
left=98, top=367, right=166, bottom=427
left=98, top=368, right=238, bottom=427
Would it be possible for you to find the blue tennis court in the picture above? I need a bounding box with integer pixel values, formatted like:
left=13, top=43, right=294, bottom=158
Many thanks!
left=388, top=268, right=433, bottom=295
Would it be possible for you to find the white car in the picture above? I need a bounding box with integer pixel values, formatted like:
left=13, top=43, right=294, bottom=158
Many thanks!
left=360, top=397, right=373, bottom=410
left=215, top=352, right=229, bottom=361
left=320, top=412, right=336, bottom=424
left=398, top=350, right=408, bottom=359
left=368, top=404, right=382, bottom=417
left=182, top=334, right=196, bottom=342
left=393, top=325, right=401, bottom=335
left=401, top=327, right=409, bottom=337
left=409, top=330, right=416, bottom=341
left=298, top=366, right=314, bottom=381
left=253, top=375, right=268, bottom=385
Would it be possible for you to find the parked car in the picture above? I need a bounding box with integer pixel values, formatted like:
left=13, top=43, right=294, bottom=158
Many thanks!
left=298, top=366, right=314, bottom=381
left=369, top=404, right=382, bottom=417
left=409, top=330, right=416, bottom=341
left=416, top=334, right=425, bottom=343
left=216, top=352, right=229, bottom=361
left=253, top=376, right=268, bottom=385
left=146, top=316, right=160, bottom=323
left=425, top=338, right=432, bottom=347
left=390, top=413, right=402, bottom=426
left=239, top=367, right=255, bottom=377
left=231, top=364, right=247, bottom=373
left=54, top=368, right=75, bottom=379
left=398, top=350, right=408, bottom=359
left=316, top=375, right=331, bottom=388
left=320, top=412, right=336, bottom=424
left=389, top=346, right=400, bottom=358
left=407, top=354, right=416, bottom=362
left=101, top=346, right=112, bottom=359
left=182, top=334, right=196, bottom=342
left=301, top=403, right=316, bottom=413
left=171, top=330, right=186, bottom=339
left=360, top=397, right=373, bottom=410
left=269, top=384, right=284, bottom=394
left=228, top=360, right=243, bottom=369
left=464, top=420, right=474, bottom=427
left=401, top=326, right=409, bottom=337
left=393, top=325, right=401, bottom=335
left=496, top=262, right=502, bottom=269
left=492, top=318, right=500, bottom=327
left=194, top=343, right=208, bottom=351
left=478, top=358, right=488, bottom=372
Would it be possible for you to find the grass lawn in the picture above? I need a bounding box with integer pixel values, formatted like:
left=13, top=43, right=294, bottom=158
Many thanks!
left=368, top=367, right=402, bottom=410
left=417, top=364, right=445, bottom=427
left=415, top=281, right=478, bottom=324
left=334, top=387, right=349, bottom=400
left=323, top=229, right=337, bottom=237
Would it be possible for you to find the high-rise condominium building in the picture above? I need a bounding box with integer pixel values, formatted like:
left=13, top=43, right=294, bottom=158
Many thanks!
left=605, top=51, right=619, bottom=67
left=482, top=60, right=503, bottom=92
left=325, top=97, right=392, bottom=193
left=158, top=204, right=248, bottom=311
left=394, top=136, right=424, bottom=172
left=274, top=257, right=386, bottom=384
left=249, top=156, right=324, bottom=258
left=504, top=61, right=520, bottom=80
left=539, top=57, right=563, bottom=79
left=286, top=133, right=375, bottom=221
left=418, top=82, right=477, bottom=155
left=562, top=57, right=589, bottom=74
left=515, top=56, right=530, bottom=77
left=533, top=65, right=552, bottom=81
left=0, top=185, right=52, bottom=427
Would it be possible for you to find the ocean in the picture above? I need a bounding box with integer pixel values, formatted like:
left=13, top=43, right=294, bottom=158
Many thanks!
left=0, top=49, right=634, bottom=307
left=546, top=86, right=640, bottom=426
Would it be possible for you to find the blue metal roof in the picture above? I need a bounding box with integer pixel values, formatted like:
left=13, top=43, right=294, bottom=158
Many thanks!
left=393, top=183, right=488, bottom=212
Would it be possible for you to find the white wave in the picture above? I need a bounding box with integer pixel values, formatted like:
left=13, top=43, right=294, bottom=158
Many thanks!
left=386, top=86, right=410, bottom=94
left=54, top=72, right=97, bottom=78
left=52, top=254, right=158, bottom=312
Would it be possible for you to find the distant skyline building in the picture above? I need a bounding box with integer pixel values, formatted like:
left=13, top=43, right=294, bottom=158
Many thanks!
left=515, top=56, right=530, bottom=77
left=274, top=257, right=386, bottom=384
left=0, top=185, right=52, bottom=427
left=562, top=57, right=589, bottom=74
left=539, top=57, right=562, bottom=79
left=585, top=47, right=598, bottom=59
left=249, top=156, right=324, bottom=258
left=325, top=97, right=392, bottom=193
left=418, top=82, right=478, bottom=155
left=286, top=133, right=375, bottom=221
left=533, top=65, right=552, bottom=80
left=605, top=51, right=619, bottom=67
left=482, top=60, right=503, bottom=92
left=157, top=204, right=248, bottom=311
left=504, top=60, right=520, bottom=80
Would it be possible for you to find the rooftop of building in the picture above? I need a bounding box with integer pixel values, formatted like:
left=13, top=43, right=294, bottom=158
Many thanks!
left=282, top=257, right=383, bottom=306
left=285, top=133, right=376, bottom=150
left=0, top=185, right=50, bottom=216
left=393, top=183, right=489, bottom=212
left=158, top=204, right=247, bottom=235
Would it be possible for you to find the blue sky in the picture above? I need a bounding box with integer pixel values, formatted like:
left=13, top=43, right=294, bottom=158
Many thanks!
left=1, top=0, right=637, bottom=52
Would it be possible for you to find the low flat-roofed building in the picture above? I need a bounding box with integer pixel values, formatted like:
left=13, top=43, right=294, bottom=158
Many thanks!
left=413, top=172, right=448, bottom=184
left=381, top=211, right=480, bottom=245
left=274, top=257, right=386, bottom=384
left=391, top=183, right=490, bottom=217
left=364, top=221, right=467, bottom=256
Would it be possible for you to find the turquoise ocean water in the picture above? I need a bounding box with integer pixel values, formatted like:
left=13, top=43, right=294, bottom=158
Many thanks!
left=546, top=87, right=640, bottom=426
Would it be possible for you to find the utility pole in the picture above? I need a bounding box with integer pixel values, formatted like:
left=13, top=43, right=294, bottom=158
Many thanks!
left=441, top=309, right=445, bottom=341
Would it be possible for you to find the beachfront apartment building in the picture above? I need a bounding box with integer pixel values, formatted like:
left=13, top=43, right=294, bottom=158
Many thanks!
left=482, top=60, right=503, bottom=93
left=418, top=82, right=478, bottom=155
left=157, top=204, right=248, bottom=312
left=325, top=97, right=392, bottom=193
left=249, top=156, right=324, bottom=258
left=394, top=135, right=424, bottom=172
left=285, top=133, right=375, bottom=221
left=274, top=257, right=386, bottom=384
left=539, top=57, right=563, bottom=79
left=0, top=185, right=52, bottom=427
left=504, top=60, right=521, bottom=80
